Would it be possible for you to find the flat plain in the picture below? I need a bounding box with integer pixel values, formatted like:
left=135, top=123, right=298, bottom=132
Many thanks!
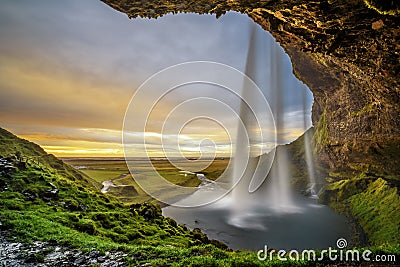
left=62, top=157, right=230, bottom=204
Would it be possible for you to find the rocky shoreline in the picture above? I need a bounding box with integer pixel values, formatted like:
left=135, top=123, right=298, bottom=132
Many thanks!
left=0, top=231, right=132, bottom=267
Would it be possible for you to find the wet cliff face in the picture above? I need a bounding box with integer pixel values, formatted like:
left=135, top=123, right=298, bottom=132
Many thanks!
left=102, top=0, right=400, bottom=176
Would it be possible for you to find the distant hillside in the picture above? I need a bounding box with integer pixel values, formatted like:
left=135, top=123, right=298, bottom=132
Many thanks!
left=0, top=127, right=97, bottom=189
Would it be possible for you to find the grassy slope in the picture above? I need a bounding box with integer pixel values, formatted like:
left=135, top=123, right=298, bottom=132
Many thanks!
left=320, top=176, right=400, bottom=249
left=282, top=128, right=400, bottom=254
left=306, top=114, right=400, bottom=251
left=307, top=103, right=400, bottom=251
left=349, top=178, right=400, bottom=245
left=0, top=127, right=302, bottom=266
left=0, top=128, right=97, bottom=189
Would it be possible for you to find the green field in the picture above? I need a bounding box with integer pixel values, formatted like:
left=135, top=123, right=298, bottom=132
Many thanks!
left=63, top=158, right=229, bottom=204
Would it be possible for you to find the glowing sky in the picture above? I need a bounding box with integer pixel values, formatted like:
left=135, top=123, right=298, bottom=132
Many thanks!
left=0, top=0, right=313, bottom=157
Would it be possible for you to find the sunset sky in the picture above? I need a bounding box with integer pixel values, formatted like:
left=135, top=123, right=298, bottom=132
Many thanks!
left=0, top=0, right=313, bottom=157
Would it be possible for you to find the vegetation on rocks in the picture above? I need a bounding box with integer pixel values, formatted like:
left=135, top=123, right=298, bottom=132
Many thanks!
left=349, top=178, right=400, bottom=245
left=277, top=127, right=400, bottom=255
left=319, top=175, right=400, bottom=249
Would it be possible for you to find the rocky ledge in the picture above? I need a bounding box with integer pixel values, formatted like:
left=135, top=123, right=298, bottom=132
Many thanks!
left=0, top=231, right=129, bottom=267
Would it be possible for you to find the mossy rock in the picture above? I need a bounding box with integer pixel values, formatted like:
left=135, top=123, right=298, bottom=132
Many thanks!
left=192, top=228, right=209, bottom=243
left=74, top=219, right=97, bottom=235
left=349, top=178, right=400, bottom=245
left=130, top=202, right=162, bottom=220
left=26, top=253, right=45, bottom=264
left=321, top=176, right=400, bottom=246
left=313, top=109, right=329, bottom=150
left=126, top=231, right=143, bottom=241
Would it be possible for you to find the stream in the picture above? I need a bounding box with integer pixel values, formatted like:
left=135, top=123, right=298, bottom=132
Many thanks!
left=101, top=173, right=130, bottom=193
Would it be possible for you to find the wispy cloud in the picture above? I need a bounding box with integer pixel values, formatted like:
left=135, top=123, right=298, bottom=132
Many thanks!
left=0, top=1, right=313, bottom=157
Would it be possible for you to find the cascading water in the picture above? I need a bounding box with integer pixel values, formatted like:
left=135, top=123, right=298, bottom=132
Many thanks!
left=228, top=22, right=298, bottom=228
left=302, top=93, right=318, bottom=197
left=263, top=31, right=296, bottom=212
left=162, top=13, right=351, bottom=250
left=228, top=23, right=261, bottom=227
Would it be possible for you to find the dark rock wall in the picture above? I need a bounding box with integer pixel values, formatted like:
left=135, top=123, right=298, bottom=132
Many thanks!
left=101, top=0, right=400, bottom=176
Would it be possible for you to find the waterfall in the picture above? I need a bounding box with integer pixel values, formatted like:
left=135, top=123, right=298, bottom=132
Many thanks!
left=266, top=27, right=296, bottom=211
left=302, top=92, right=317, bottom=197
left=229, top=21, right=297, bottom=228
left=229, top=23, right=261, bottom=227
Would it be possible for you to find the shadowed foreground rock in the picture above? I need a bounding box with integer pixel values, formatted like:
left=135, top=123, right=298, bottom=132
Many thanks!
left=0, top=231, right=127, bottom=267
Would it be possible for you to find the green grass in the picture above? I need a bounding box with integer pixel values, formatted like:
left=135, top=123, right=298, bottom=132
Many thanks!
left=81, top=170, right=127, bottom=183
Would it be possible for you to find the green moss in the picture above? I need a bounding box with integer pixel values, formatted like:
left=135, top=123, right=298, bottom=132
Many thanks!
left=313, top=109, right=329, bottom=150
left=349, top=178, right=400, bottom=245
left=319, top=177, right=371, bottom=210
left=349, top=103, right=373, bottom=117
left=75, top=219, right=97, bottom=235
left=320, top=176, right=400, bottom=247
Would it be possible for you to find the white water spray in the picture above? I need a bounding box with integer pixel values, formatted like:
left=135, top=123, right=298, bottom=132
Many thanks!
left=229, top=22, right=298, bottom=228
left=302, top=92, right=317, bottom=197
